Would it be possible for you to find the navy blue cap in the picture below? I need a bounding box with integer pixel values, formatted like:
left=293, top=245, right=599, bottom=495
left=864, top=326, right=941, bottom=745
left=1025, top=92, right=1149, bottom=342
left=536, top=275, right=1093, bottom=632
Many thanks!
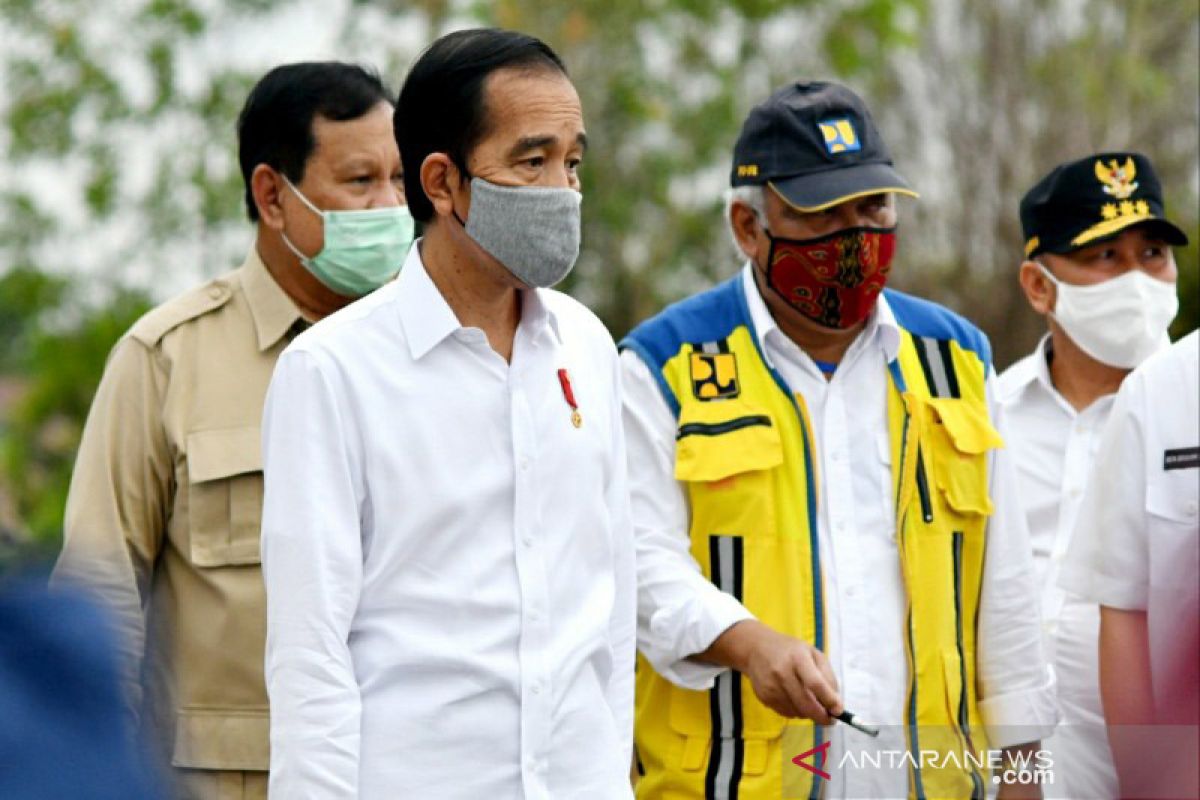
left=731, top=81, right=917, bottom=211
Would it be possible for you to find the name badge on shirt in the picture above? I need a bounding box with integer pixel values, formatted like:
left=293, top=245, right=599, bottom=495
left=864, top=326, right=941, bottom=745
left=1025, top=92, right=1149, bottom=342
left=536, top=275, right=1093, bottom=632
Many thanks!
left=1164, top=446, right=1200, bottom=471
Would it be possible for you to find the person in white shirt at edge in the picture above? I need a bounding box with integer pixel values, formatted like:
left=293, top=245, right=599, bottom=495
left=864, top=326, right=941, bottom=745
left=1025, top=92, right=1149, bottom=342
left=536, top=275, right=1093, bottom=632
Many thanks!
left=621, top=81, right=1055, bottom=800
left=1059, top=330, right=1199, bottom=799
left=997, top=151, right=1186, bottom=799
left=259, top=28, right=636, bottom=800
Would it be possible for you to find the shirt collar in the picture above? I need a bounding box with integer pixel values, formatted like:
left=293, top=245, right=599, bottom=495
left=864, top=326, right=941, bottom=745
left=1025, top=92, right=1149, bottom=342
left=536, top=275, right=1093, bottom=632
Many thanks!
left=241, top=246, right=305, bottom=352
left=396, top=241, right=462, bottom=360
left=520, top=285, right=564, bottom=348
left=738, top=262, right=901, bottom=365
left=1003, top=333, right=1086, bottom=417
left=1001, top=334, right=1057, bottom=395
left=395, top=242, right=562, bottom=360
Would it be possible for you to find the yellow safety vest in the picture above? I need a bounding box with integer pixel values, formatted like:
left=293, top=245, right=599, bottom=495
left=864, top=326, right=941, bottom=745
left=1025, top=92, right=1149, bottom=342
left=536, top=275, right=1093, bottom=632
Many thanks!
left=621, top=278, right=1004, bottom=800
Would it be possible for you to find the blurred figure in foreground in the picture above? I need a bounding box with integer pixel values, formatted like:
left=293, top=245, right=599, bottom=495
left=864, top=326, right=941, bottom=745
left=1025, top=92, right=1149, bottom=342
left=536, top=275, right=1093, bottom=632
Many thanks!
left=1062, top=330, right=1199, bottom=799
left=0, top=571, right=165, bottom=798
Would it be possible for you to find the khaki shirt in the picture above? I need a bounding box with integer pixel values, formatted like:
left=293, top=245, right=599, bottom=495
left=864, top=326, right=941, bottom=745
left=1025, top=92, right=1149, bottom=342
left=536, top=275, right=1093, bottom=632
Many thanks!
left=54, top=248, right=303, bottom=776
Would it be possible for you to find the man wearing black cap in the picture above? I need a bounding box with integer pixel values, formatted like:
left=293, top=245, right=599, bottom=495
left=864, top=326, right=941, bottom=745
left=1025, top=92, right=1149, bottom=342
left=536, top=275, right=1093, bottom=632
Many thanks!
left=998, top=152, right=1186, bottom=798
left=622, top=81, right=1054, bottom=799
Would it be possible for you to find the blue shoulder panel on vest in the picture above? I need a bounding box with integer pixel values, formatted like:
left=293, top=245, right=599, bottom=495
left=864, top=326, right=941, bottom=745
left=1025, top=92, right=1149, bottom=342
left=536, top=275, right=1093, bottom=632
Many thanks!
left=619, top=276, right=746, bottom=416
left=883, top=288, right=993, bottom=369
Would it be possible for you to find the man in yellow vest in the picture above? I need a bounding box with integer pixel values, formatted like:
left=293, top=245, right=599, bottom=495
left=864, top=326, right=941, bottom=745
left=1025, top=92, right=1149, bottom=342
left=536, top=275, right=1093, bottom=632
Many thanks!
left=621, top=82, right=1055, bottom=799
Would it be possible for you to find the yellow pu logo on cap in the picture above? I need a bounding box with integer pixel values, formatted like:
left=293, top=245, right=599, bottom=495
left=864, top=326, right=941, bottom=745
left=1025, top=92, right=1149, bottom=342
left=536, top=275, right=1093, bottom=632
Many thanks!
left=691, top=352, right=739, bottom=400
left=737, top=165, right=759, bottom=177
left=819, top=118, right=860, bottom=154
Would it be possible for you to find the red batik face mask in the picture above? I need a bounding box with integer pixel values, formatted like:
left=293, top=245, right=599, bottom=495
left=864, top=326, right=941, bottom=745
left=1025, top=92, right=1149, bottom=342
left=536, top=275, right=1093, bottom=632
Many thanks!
left=762, top=226, right=897, bottom=329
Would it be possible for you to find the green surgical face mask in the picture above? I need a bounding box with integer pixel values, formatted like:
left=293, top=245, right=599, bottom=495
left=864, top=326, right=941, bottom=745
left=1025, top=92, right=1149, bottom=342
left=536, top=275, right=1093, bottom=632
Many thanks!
left=281, top=176, right=414, bottom=297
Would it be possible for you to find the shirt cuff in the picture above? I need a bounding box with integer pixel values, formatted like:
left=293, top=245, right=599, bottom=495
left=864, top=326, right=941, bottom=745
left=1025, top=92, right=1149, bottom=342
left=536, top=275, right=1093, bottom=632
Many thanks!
left=641, top=590, right=754, bottom=691
left=979, top=666, right=1059, bottom=749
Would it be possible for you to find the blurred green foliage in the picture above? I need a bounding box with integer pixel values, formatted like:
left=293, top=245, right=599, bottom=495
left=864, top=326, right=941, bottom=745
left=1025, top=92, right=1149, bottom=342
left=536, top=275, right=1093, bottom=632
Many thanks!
left=0, top=0, right=1196, bottom=549
left=0, top=268, right=151, bottom=553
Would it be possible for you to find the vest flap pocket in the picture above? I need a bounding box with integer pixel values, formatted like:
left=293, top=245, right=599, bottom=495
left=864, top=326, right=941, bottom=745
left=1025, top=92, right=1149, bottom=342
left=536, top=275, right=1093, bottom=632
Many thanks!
left=674, top=401, right=783, bottom=483
left=922, top=399, right=999, bottom=517
left=187, top=427, right=264, bottom=567
left=926, top=398, right=1004, bottom=455
left=172, top=706, right=269, bottom=771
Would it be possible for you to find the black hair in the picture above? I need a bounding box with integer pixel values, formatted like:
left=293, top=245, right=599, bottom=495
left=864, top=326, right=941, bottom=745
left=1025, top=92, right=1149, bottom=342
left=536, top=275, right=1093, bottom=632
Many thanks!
left=394, top=28, right=568, bottom=223
left=237, top=62, right=390, bottom=222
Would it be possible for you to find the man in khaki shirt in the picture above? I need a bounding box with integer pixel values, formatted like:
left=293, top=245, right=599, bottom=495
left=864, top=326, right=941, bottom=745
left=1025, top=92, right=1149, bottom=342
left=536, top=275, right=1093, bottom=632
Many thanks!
left=53, top=61, right=411, bottom=799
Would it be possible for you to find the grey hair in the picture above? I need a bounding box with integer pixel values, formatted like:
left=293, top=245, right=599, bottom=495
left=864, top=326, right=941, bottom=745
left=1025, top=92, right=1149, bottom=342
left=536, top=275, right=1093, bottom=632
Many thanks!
left=724, top=185, right=767, bottom=254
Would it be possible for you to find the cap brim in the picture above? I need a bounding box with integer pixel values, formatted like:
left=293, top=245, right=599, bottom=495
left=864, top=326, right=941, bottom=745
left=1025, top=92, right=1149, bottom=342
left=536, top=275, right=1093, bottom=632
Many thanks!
left=1064, top=214, right=1190, bottom=251
left=769, top=162, right=918, bottom=212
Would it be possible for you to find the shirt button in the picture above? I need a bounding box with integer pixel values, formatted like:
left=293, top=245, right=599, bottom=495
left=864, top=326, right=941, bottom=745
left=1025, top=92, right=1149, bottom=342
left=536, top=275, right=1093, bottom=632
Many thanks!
left=520, top=457, right=531, bottom=471
left=846, top=585, right=857, bottom=598
left=1187, top=502, right=1198, bottom=517
left=531, top=682, right=542, bottom=695
left=831, top=450, right=842, bottom=463
left=522, top=535, right=534, bottom=547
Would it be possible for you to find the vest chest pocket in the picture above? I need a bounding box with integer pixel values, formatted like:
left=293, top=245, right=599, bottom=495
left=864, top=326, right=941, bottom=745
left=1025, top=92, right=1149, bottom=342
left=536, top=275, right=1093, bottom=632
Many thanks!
left=674, top=400, right=783, bottom=538
left=919, top=398, right=1003, bottom=524
left=186, top=426, right=264, bottom=567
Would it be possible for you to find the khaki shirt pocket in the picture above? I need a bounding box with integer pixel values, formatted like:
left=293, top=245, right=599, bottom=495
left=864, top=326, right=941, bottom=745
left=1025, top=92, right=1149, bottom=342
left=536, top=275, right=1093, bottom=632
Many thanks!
left=172, top=706, right=269, bottom=771
left=187, top=426, right=263, bottom=567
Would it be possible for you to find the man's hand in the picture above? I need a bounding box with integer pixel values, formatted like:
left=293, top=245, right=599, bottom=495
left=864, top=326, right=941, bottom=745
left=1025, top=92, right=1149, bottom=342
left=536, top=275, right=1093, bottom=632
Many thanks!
left=697, top=619, right=842, bottom=724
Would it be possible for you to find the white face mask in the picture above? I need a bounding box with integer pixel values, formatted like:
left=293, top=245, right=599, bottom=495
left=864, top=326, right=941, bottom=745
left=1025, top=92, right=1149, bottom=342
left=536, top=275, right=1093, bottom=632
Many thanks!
left=1038, top=262, right=1178, bottom=368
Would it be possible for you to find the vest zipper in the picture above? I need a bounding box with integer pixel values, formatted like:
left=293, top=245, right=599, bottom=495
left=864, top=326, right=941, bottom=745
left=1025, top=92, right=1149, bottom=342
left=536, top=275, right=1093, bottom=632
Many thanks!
left=953, top=531, right=985, bottom=798
left=915, top=447, right=934, bottom=523
left=675, top=414, right=771, bottom=439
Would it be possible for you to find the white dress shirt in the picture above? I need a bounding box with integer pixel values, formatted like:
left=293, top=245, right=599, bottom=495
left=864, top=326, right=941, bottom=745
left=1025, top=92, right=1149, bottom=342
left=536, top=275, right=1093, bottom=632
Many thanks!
left=998, top=335, right=1118, bottom=798
left=1061, top=330, right=1200, bottom=722
left=622, top=265, right=1056, bottom=798
left=261, top=243, right=636, bottom=799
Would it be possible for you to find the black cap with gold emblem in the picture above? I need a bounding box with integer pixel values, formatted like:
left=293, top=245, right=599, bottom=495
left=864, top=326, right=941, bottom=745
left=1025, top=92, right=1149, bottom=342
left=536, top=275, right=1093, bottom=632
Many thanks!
left=1020, top=152, right=1189, bottom=259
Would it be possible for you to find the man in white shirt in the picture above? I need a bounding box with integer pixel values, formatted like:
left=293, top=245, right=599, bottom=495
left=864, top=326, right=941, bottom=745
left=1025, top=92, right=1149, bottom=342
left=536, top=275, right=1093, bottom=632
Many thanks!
left=998, top=152, right=1186, bottom=799
left=623, top=81, right=1054, bottom=799
left=1060, top=331, right=1199, bottom=798
left=260, top=29, right=635, bottom=799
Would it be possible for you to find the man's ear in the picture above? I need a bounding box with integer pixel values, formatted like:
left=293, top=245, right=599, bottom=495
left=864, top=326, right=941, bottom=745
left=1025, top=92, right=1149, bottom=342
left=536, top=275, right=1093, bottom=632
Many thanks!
left=420, top=153, right=464, bottom=219
left=1019, top=259, right=1056, bottom=315
left=252, top=165, right=287, bottom=231
left=729, top=201, right=763, bottom=261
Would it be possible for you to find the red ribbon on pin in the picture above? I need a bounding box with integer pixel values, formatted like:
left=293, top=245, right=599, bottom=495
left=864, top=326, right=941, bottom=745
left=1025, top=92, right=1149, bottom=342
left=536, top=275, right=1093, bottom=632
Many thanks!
left=557, top=368, right=583, bottom=428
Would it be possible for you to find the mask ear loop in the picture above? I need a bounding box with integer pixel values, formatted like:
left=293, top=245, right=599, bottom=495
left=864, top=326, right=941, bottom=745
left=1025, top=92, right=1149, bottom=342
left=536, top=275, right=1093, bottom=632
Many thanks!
left=750, top=209, right=787, bottom=306
left=279, top=173, right=324, bottom=263
left=448, top=160, right=472, bottom=228
left=281, top=174, right=325, bottom=218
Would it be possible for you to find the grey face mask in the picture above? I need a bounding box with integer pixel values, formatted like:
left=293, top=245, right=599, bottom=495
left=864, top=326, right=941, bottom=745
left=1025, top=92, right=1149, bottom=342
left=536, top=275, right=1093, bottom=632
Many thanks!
left=458, top=177, right=582, bottom=288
